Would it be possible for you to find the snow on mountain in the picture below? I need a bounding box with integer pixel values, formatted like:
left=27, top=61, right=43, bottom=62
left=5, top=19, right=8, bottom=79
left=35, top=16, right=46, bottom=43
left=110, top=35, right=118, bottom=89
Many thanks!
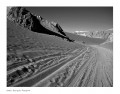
left=74, top=31, right=88, bottom=36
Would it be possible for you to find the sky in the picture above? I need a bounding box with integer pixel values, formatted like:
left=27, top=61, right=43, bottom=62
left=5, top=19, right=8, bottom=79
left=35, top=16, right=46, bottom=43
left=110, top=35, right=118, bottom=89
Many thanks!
left=25, top=7, right=113, bottom=33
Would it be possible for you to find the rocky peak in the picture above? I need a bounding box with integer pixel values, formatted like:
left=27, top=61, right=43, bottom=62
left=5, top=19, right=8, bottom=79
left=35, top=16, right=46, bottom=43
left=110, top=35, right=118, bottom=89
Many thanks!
left=7, top=7, right=70, bottom=41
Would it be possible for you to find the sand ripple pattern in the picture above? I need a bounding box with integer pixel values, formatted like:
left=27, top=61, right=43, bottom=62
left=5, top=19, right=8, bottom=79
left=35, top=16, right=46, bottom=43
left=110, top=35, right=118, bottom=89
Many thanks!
left=7, top=45, right=113, bottom=87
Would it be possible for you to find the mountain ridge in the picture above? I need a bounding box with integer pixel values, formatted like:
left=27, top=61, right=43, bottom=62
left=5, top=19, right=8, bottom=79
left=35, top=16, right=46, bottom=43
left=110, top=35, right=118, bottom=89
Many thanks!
left=7, top=7, right=73, bottom=42
left=74, top=28, right=113, bottom=40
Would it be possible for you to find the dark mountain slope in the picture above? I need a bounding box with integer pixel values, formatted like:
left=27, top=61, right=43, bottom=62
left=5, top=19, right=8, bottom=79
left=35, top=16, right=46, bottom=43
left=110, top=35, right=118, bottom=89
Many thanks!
left=7, top=7, right=72, bottom=41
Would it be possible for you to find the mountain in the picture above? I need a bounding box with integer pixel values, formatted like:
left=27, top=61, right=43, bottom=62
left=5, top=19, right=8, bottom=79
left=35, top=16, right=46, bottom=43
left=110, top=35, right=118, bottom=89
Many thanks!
left=74, top=29, right=113, bottom=40
left=100, top=30, right=113, bottom=50
left=105, top=32, right=113, bottom=42
left=7, top=7, right=73, bottom=42
left=94, top=28, right=113, bottom=39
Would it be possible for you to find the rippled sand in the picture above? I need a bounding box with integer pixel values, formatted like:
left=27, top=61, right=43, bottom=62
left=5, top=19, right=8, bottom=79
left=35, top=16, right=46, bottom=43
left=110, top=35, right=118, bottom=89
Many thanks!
left=7, top=45, right=112, bottom=87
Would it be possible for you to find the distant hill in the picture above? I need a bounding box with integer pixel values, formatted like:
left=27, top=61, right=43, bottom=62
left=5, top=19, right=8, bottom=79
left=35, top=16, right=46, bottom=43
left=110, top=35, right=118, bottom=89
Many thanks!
left=100, top=42, right=113, bottom=50
left=105, top=33, right=113, bottom=42
left=100, top=32, right=113, bottom=50
left=74, top=29, right=113, bottom=40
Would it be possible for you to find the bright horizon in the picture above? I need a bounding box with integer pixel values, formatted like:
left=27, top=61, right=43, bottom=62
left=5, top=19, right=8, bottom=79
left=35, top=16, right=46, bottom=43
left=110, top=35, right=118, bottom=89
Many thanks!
left=73, top=28, right=113, bottom=33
